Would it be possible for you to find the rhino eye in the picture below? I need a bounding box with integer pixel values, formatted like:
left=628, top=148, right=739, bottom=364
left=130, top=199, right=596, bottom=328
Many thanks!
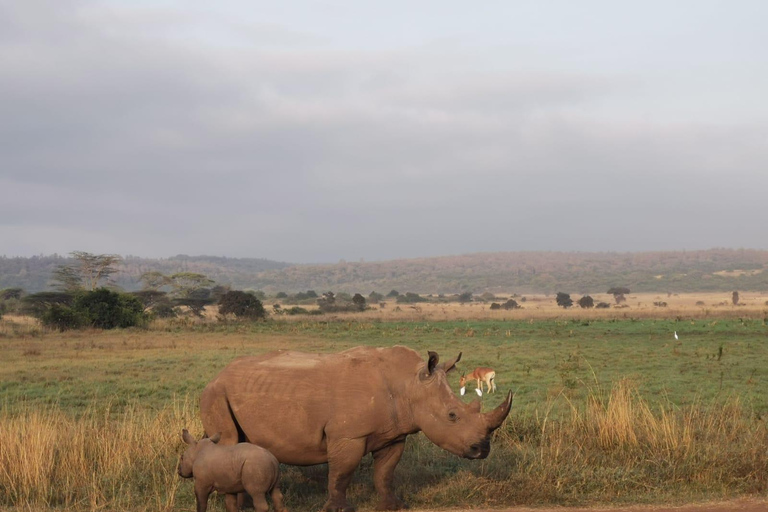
left=448, top=411, right=458, bottom=422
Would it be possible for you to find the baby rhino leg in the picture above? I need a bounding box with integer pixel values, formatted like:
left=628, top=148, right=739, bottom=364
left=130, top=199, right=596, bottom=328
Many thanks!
left=270, top=485, right=288, bottom=512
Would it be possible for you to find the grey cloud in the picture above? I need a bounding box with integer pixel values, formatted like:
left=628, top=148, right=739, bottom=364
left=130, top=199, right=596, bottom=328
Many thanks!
left=1, top=1, right=767, bottom=262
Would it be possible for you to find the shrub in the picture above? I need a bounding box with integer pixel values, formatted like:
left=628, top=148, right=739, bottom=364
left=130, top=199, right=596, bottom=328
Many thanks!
left=284, top=306, right=310, bottom=315
left=218, top=291, right=266, bottom=320
left=73, top=289, right=148, bottom=329
left=556, top=292, right=573, bottom=308
left=577, top=295, right=594, bottom=308
left=596, top=302, right=611, bottom=309
left=501, top=299, right=521, bottom=310
left=458, top=292, right=473, bottom=304
left=40, top=303, right=89, bottom=331
left=396, top=292, right=428, bottom=304
left=489, top=303, right=501, bottom=310
left=352, top=293, right=367, bottom=311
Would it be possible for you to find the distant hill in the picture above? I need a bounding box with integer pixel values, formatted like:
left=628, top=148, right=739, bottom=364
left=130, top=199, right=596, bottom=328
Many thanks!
left=2, top=249, right=768, bottom=295
left=251, top=249, right=768, bottom=295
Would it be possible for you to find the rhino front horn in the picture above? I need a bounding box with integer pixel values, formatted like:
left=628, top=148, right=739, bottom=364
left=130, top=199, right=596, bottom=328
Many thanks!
left=485, top=390, right=514, bottom=430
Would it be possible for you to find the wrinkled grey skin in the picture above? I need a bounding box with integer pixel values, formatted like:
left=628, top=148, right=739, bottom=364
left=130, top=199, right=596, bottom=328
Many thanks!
left=200, top=346, right=513, bottom=512
left=178, top=429, right=288, bottom=512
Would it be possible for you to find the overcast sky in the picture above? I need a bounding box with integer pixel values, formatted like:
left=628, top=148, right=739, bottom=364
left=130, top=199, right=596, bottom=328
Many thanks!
left=1, top=1, right=767, bottom=263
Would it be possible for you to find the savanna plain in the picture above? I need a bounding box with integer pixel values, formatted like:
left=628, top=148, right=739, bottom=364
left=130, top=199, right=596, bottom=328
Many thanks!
left=1, top=293, right=767, bottom=512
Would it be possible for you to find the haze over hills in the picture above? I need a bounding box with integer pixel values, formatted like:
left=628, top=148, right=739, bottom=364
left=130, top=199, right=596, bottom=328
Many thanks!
left=2, top=249, right=768, bottom=295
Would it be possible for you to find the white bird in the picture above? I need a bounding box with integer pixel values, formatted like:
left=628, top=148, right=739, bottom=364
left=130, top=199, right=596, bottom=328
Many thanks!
left=674, top=331, right=679, bottom=340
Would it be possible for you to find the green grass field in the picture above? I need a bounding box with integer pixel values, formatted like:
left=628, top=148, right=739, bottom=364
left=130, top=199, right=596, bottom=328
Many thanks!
left=3, top=318, right=767, bottom=415
left=1, top=317, right=767, bottom=510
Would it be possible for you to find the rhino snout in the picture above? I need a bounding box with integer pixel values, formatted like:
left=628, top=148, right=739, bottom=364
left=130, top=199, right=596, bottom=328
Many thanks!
left=464, top=439, right=490, bottom=459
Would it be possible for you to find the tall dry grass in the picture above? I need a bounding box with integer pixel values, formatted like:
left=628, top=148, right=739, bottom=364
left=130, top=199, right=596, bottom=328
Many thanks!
left=0, top=397, right=197, bottom=511
left=2, top=381, right=766, bottom=511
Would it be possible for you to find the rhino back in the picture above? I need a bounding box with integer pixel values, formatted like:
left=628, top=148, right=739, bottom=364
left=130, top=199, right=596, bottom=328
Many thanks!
left=203, top=346, right=423, bottom=463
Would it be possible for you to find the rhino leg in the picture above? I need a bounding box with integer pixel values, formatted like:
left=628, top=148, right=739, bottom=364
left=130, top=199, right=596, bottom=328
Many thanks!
left=323, top=438, right=366, bottom=512
left=224, top=493, right=239, bottom=512
left=194, top=483, right=211, bottom=512
left=372, top=440, right=408, bottom=511
left=270, top=485, right=287, bottom=512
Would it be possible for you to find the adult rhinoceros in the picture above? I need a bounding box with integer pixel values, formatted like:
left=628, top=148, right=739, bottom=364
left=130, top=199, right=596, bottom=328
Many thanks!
left=199, top=346, right=513, bottom=512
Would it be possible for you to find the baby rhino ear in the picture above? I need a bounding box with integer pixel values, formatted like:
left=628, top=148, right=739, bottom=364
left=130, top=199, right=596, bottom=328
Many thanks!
left=182, top=429, right=196, bottom=445
left=209, top=432, right=222, bottom=444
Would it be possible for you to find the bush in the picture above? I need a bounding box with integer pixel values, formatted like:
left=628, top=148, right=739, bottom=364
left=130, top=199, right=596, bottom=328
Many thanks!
left=458, top=292, right=473, bottom=304
left=577, top=295, right=594, bottom=309
left=489, top=303, right=501, bottom=310
left=218, top=291, right=266, bottom=320
left=556, top=292, right=573, bottom=308
left=74, top=289, right=148, bottom=329
left=352, top=293, right=367, bottom=311
left=596, top=302, right=611, bottom=309
left=284, top=306, right=313, bottom=315
left=501, top=299, right=521, bottom=310
left=396, top=292, right=428, bottom=304
left=40, top=303, right=89, bottom=331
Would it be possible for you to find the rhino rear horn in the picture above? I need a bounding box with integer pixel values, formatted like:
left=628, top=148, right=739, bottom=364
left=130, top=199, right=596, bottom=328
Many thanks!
left=484, top=390, right=514, bottom=430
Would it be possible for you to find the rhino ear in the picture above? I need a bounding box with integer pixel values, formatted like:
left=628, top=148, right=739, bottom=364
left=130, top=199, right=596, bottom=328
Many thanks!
left=438, top=352, right=462, bottom=374
left=426, top=351, right=439, bottom=375
left=182, top=429, right=196, bottom=445
left=210, top=432, right=222, bottom=444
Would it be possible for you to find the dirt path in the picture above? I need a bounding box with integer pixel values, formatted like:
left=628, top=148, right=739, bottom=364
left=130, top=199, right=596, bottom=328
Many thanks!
left=419, top=499, right=768, bottom=512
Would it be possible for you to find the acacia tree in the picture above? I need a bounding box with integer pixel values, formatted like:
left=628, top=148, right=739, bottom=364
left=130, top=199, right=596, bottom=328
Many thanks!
left=52, top=251, right=122, bottom=291
left=607, top=287, right=630, bottom=304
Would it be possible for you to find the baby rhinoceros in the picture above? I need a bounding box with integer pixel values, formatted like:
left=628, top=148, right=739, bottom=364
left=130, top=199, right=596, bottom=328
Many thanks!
left=178, top=429, right=287, bottom=512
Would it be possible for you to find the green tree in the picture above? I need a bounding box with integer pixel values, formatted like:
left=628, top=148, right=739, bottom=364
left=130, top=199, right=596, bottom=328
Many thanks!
left=352, top=293, right=367, bottom=311
left=556, top=292, right=573, bottom=308
left=74, top=289, right=147, bottom=329
left=168, top=273, right=215, bottom=317
left=218, top=291, right=266, bottom=320
left=607, top=287, right=630, bottom=304
left=52, top=251, right=122, bottom=291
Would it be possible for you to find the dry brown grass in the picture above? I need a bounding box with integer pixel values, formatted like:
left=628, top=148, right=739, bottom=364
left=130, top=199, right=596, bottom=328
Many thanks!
left=273, top=292, right=768, bottom=323
left=1, top=383, right=765, bottom=511
left=0, top=398, right=197, bottom=511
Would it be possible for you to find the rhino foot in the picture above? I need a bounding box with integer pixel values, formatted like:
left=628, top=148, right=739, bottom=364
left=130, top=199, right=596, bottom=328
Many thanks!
left=375, top=496, right=408, bottom=511
left=321, top=502, right=355, bottom=512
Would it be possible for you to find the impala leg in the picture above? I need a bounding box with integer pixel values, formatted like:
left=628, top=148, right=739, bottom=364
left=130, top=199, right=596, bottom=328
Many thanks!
left=372, top=440, right=408, bottom=510
left=323, top=438, right=366, bottom=512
